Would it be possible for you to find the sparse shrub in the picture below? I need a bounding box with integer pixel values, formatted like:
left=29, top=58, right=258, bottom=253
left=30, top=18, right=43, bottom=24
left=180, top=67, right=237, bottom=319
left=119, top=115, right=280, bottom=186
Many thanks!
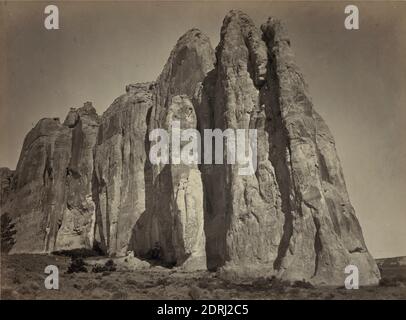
left=156, top=278, right=168, bottom=287
left=91, top=264, right=105, bottom=273
left=66, top=257, right=87, bottom=273
left=91, top=259, right=117, bottom=273
left=146, top=242, right=162, bottom=260
left=292, top=279, right=315, bottom=289
left=251, top=277, right=272, bottom=290
left=1, top=213, right=16, bottom=253
left=53, top=248, right=102, bottom=259
left=269, top=276, right=290, bottom=292
left=105, top=259, right=116, bottom=270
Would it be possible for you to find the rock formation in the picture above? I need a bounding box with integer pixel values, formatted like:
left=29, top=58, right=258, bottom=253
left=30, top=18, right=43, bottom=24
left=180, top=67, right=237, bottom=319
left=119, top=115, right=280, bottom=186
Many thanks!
left=0, top=10, right=380, bottom=285
left=93, top=82, right=153, bottom=256
left=55, top=103, right=100, bottom=250
left=0, top=104, right=99, bottom=254
left=132, top=29, right=214, bottom=269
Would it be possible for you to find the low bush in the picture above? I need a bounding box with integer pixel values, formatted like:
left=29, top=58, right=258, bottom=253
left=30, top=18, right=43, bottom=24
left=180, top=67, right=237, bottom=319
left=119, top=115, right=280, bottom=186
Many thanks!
left=269, top=276, right=290, bottom=292
left=145, top=242, right=162, bottom=260
left=1, top=213, right=16, bottom=253
left=292, top=279, right=315, bottom=289
left=92, top=259, right=117, bottom=273
left=66, top=257, right=87, bottom=273
left=53, top=248, right=102, bottom=259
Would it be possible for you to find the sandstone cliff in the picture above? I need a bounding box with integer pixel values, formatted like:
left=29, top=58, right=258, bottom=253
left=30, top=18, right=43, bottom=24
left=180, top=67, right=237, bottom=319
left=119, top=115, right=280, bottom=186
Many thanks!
left=1, top=104, right=101, bottom=254
left=132, top=29, right=215, bottom=269
left=56, top=103, right=100, bottom=251
left=93, top=82, right=153, bottom=256
left=0, top=10, right=379, bottom=285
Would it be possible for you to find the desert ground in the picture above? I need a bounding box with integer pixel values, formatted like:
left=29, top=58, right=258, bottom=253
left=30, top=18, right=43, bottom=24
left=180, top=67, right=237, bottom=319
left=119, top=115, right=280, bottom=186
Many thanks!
left=1, top=253, right=405, bottom=300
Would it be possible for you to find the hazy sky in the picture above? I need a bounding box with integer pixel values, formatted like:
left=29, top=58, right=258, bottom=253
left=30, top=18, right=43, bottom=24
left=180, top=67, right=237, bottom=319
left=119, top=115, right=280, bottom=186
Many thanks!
left=1, top=1, right=405, bottom=258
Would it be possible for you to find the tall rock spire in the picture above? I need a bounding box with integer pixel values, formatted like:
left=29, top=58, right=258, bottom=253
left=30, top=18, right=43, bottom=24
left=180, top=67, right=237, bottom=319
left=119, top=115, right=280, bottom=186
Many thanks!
left=195, top=11, right=379, bottom=285
left=133, top=28, right=215, bottom=269
left=259, top=16, right=380, bottom=285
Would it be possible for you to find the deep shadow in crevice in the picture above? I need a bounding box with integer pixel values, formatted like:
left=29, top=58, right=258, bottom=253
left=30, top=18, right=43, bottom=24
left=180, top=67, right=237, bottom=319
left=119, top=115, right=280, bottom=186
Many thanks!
left=127, top=105, right=180, bottom=268
left=191, top=68, right=230, bottom=271
left=312, top=216, right=322, bottom=277
left=128, top=164, right=179, bottom=268
left=91, top=168, right=108, bottom=254
left=261, top=52, right=295, bottom=271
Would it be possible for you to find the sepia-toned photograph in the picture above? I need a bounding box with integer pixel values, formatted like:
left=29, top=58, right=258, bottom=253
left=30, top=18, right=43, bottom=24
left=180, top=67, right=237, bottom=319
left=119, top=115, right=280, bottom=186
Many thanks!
left=0, top=0, right=405, bottom=303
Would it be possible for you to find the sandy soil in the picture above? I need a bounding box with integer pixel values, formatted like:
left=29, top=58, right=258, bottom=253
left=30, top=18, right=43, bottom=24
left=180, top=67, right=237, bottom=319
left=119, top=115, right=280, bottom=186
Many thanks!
left=1, top=254, right=405, bottom=300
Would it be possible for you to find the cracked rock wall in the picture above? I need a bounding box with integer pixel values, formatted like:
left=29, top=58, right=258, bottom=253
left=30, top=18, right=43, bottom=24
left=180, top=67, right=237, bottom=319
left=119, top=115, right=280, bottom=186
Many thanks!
left=132, top=29, right=215, bottom=269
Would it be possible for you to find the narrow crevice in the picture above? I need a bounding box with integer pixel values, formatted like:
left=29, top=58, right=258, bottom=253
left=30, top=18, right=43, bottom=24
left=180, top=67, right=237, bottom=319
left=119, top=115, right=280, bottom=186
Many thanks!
left=91, top=168, right=107, bottom=254
left=312, top=216, right=322, bottom=277
left=42, top=156, right=53, bottom=186
left=105, top=159, right=111, bottom=251
left=316, top=146, right=331, bottom=184
left=262, top=54, right=295, bottom=271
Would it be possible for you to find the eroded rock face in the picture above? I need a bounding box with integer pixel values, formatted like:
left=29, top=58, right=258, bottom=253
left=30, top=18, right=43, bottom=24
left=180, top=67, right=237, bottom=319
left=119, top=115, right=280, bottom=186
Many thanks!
left=1, top=118, right=71, bottom=253
left=93, top=83, right=153, bottom=256
left=133, top=95, right=206, bottom=270
left=0, top=103, right=101, bottom=254
left=55, top=103, right=100, bottom=251
left=194, top=11, right=378, bottom=285
left=132, top=29, right=214, bottom=269
left=1, top=10, right=379, bottom=285
left=152, top=28, right=215, bottom=128
left=196, top=11, right=286, bottom=274
left=259, top=16, right=379, bottom=285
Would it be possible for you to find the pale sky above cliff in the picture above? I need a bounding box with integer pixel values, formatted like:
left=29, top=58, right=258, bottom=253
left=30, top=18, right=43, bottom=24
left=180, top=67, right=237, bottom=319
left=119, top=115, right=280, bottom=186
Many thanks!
left=0, top=0, right=405, bottom=259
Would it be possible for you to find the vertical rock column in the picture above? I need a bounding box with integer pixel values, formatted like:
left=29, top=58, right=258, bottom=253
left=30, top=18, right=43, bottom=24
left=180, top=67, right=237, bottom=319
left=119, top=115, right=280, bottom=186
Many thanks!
left=55, top=103, right=100, bottom=251
left=133, top=29, right=215, bottom=269
left=93, top=83, right=153, bottom=256
left=1, top=118, right=71, bottom=253
left=198, top=10, right=285, bottom=274
left=261, top=17, right=380, bottom=285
